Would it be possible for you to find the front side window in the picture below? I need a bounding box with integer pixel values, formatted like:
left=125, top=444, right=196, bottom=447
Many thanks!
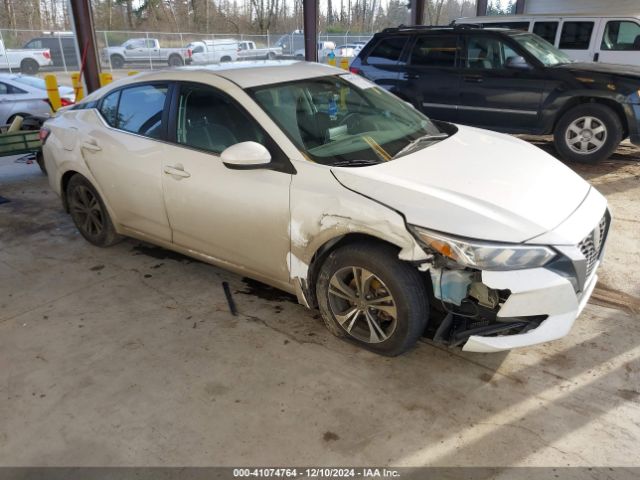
left=602, top=21, right=640, bottom=51
left=533, top=22, right=559, bottom=44
left=176, top=84, right=264, bottom=154
left=410, top=35, right=458, bottom=68
left=366, top=37, right=407, bottom=65
left=464, top=35, right=519, bottom=69
left=559, top=22, right=594, bottom=50
left=510, top=32, right=571, bottom=66
left=248, top=75, right=445, bottom=166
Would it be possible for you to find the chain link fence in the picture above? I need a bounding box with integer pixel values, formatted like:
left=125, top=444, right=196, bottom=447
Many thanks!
left=0, top=28, right=374, bottom=76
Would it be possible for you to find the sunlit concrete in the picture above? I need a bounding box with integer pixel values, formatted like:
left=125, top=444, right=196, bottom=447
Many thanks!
left=0, top=147, right=639, bottom=466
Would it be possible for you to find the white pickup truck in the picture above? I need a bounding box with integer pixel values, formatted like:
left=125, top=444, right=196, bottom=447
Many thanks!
left=101, top=38, right=192, bottom=68
left=187, top=39, right=239, bottom=64
left=0, top=40, right=52, bottom=74
left=237, top=41, right=282, bottom=60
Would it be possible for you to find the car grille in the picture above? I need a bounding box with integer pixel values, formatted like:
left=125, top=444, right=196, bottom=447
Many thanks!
left=578, top=213, right=609, bottom=279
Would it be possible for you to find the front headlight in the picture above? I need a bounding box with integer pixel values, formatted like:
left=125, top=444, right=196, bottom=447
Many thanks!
left=410, top=226, right=556, bottom=271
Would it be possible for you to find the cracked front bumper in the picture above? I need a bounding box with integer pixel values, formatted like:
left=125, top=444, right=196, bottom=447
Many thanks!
left=462, top=266, right=599, bottom=353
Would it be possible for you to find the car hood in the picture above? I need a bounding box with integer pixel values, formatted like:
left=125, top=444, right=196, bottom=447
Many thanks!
left=554, top=61, right=640, bottom=80
left=331, top=125, right=590, bottom=244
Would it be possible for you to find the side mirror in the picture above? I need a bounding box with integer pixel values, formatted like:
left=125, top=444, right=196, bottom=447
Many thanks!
left=221, top=141, right=272, bottom=170
left=506, top=55, right=531, bottom=69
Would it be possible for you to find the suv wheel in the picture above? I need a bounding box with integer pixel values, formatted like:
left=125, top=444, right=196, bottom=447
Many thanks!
left=316, top=242, right=428, bottom=356
left=554, top=103, right=622, bottom=163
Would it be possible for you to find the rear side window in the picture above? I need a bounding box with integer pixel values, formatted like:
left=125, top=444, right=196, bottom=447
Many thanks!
left=118, top=84, right=168, bottom=138
left=366, top=37, right=407, bottom=65
left=533, top=22, right=559, bottom=44
left=559, top=22, right=594, bottom=49
left=25, top=39, right=43, bottom=48
left=410, top=35, right=458, bottom=67
left=602, top=21, right=640, bottom=51
left=99, top=90, right=120, bottom=127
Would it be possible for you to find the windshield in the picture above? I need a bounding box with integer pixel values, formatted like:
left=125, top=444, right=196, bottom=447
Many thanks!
left=510, top=32, right=572, bottom=66
left=248, top=75, right=445, bottom=166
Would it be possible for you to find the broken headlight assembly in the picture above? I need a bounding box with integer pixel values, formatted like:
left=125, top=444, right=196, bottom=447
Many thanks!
left=410, top=226, right=556, bottom=271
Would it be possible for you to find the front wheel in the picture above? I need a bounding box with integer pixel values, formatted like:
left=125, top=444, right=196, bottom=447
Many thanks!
left=67, top=174, right=121, bottom=247
left=553, top=103, right=622, bottom=164
left=110, top=55, right=125, bottom=69
left=316, top=242, right=428, bottom=356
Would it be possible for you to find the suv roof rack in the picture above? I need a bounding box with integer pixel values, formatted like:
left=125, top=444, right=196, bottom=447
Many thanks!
left=381, top=23, right=483, bottom=33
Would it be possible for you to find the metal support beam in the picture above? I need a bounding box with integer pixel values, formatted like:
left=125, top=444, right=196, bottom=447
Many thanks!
left=69, top=0, right=101, bottom=93
left=515, top=0, right=525, bottom=14
left=476, top=0, right=488, bottom=16
left=302, top=0, right=318, bottom=62
left=410, top=0, right=425, bottom=25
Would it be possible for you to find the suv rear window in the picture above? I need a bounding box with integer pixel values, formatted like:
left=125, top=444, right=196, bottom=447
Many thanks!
left=410, top=35, right=458, bottom=67
left=366, top=37, right=407, bottom=65
left=559, top=22, right=594, bottom=49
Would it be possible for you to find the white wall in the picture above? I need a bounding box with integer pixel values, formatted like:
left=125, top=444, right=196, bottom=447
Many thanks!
left=524, top=0, right=639, bottom=15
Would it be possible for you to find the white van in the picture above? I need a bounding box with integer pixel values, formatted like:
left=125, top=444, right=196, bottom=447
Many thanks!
left=455, top=15, right=640, bottom=66
left=187, top=39, right=238, bottom=64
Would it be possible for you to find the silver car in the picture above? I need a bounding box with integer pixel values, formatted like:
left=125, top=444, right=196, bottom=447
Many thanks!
left=0, top=74, right=74, bottom=125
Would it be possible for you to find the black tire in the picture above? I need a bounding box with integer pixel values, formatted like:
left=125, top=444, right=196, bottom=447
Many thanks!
left=316, top=242, right=429, bottom=356
left=267, top=52, right=276, bottom=60
left=220, top=56, right=231, bottom=63
left=66, top=174, right=121, bottom=247
left=110, top=54, right=125, bottom=69
left=20, top=59, right=39, bottom=75
left=36, top=152, right=46, bottom=175
left=168, top=55, right=184, bottom=67
left=553, top=103, right=622, bottom=164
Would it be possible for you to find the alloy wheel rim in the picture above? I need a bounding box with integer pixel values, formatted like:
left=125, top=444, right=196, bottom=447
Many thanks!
left=327, top=266, right=397, bottom=344
left=69, top=185, right=104, bottom=237
left=565, top=116, right=608, bottom=155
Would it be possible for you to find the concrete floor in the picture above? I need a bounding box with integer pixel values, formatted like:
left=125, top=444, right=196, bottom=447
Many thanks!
left=0, top=144, right=639, bottom=467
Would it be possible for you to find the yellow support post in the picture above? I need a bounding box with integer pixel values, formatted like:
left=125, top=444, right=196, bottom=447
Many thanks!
left=70, top=72, right=84, bottom=102
left=128, top=71, right=139, bottom=76
left=44, top=74, right=61, bottom=112
left=339, top=57, right=349, bottom=70
left=99, top=72, right=113, bottom=87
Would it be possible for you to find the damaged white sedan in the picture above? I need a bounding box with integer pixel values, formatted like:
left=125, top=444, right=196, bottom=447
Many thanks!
left=42, top=62, right=609, bottom=355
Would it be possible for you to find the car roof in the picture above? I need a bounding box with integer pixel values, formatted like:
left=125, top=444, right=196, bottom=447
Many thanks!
left=158, top=61, right=341, bottom=88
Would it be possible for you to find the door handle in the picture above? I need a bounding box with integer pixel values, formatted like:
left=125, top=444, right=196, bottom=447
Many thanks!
left=463, top=75, right=484, bottom=83
left=403, top=73, right=419, bottom=80
left=593, top=52, right=600, bottom=62
left=164, top=165, right=191, bottom=178
left=81, top=140, right=102, bottom=152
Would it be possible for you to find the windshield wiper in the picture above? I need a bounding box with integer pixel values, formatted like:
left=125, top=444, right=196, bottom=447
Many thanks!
left=393, top=133, right=449, bottom=159
left=331, top=159, right=381, bottom=167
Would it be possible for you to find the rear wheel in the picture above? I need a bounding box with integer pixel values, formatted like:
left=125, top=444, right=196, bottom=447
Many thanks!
left=66, top=174, right=121, bottom=247
left=316, top=242, right=428, bottom=356
left=553, top=103, right=622, bottom=164
left=168, top=55, right=184, bottom=67
left=220, top=56, right=232, bottom=63
left=20, top=59, right=39, bottom=75
left=267, top=52, right=276, bottom=60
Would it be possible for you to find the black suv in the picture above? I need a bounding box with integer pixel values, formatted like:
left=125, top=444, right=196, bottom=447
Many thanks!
left=350, top=26, right=640, bottom=163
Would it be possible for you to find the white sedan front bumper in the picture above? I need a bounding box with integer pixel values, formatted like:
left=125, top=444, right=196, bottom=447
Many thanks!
left=462, top=266, right=599, bottom=353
